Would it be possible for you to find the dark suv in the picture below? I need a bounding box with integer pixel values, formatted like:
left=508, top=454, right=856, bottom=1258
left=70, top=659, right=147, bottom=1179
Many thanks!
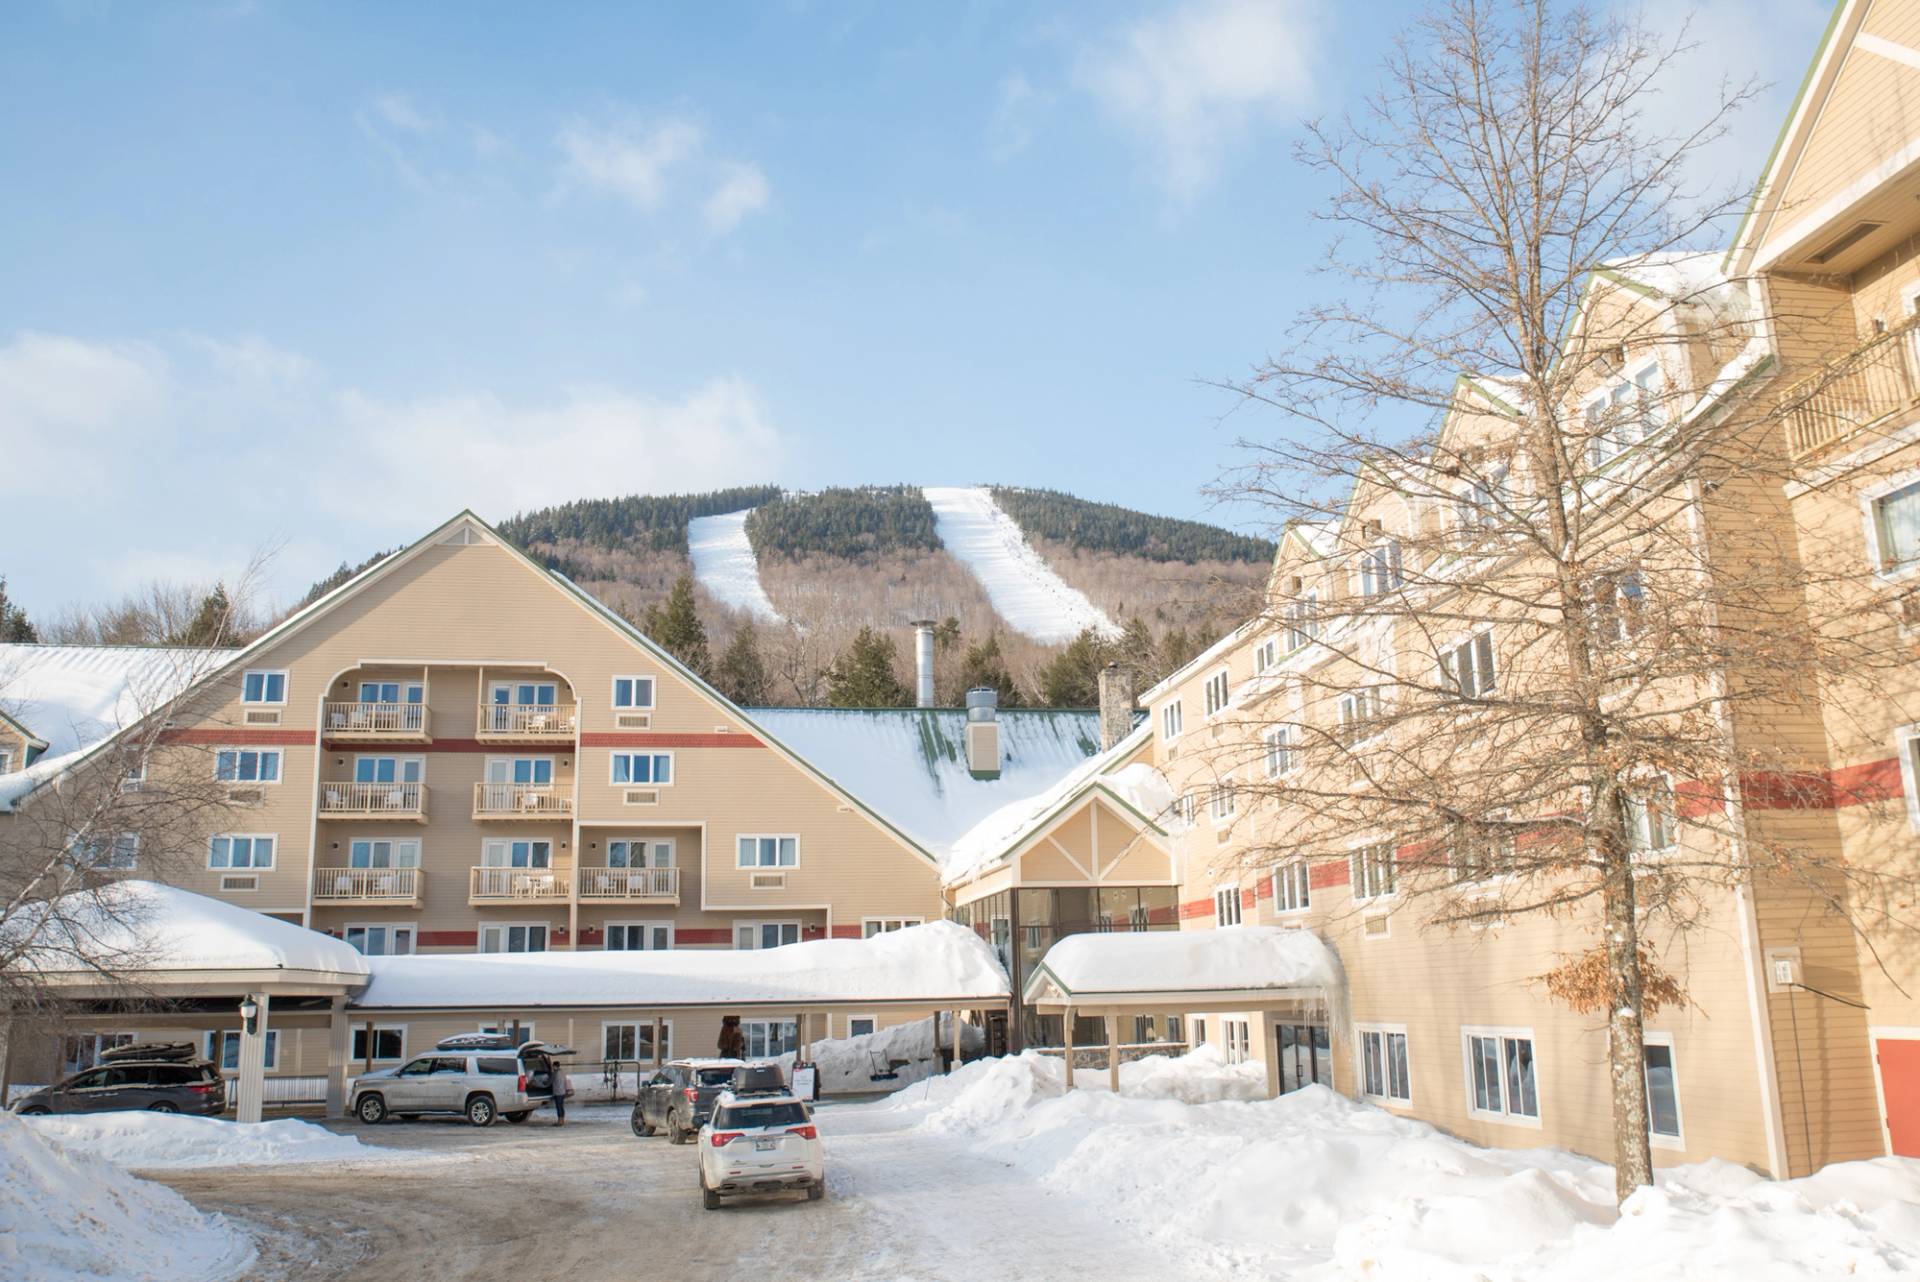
left=630, top=1058, right=742, bottom=1143
left=13, top=1042, right=226, bottom=1116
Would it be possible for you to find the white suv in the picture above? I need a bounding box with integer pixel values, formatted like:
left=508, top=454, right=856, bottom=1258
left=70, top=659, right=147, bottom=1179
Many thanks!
left=697, top=1091, right=825, bottom=1208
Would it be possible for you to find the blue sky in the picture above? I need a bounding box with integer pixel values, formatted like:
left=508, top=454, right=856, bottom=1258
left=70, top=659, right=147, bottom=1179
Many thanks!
left=0, top=0, right=1833, bottom=614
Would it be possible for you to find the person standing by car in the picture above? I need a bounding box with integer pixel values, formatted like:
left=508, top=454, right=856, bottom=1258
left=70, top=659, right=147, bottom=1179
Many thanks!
left=548, top=1060, right=572, bottom=1126
left=718, top=1015, right=745, bottom=1059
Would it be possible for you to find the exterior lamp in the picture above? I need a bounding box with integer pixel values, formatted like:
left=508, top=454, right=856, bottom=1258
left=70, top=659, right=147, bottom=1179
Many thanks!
left=239, top=997, right=260, bottom=1035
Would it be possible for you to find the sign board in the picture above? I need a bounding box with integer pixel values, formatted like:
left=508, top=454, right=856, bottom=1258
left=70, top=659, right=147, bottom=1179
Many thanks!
left=791, top=1062, right=819, bottom=1101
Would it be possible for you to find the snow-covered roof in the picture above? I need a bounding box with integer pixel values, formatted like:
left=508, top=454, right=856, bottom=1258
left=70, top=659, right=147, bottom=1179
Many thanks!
left=1598, top=251, right=1751, bottom=327
left=942, top=721, right=1174, bottom=885
left=17, top=882, right=368, bottom=981
left=353, top=920, right=1008, bottom=1009
left=747, top=707, right=1105, bottom=856
left=1026, top=926, right=1341, bottom=1001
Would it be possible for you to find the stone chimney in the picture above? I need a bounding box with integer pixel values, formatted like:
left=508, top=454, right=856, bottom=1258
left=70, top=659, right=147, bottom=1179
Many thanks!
left=964, top=687, right=1001, bottom=779
left=1098, top=663, right=1135, bottom=751
left=911, top=619, right=937, bottom=709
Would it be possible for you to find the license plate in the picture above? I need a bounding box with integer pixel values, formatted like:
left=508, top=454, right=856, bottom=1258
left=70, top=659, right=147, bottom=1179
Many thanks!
left=753, top=1138, right=779, bottom=1151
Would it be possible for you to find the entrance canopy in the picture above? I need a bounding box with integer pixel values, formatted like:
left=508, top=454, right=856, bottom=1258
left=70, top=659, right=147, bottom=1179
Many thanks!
left=1023, top=926, right=1342, bottom=1015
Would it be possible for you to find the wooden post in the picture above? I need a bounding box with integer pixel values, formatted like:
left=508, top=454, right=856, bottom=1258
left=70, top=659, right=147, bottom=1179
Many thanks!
left=1107, top=1015, right=1121, bottom=1094
left=950, top=1008, right=962, bottom=1072
left=362, top=1021, right=375, bottom=1074
left=1061, top=1008, right=1075, bottom=1090
left=234, top=992, right=271, bottom=1124
left=1261, top=1018, right=1281, bottom=1100
left=652, top=1016, right=663, bottom=1068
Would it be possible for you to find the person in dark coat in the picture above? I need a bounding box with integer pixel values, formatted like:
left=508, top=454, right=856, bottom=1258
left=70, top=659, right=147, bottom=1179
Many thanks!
left=718, top=1015, right=746, bottom=1060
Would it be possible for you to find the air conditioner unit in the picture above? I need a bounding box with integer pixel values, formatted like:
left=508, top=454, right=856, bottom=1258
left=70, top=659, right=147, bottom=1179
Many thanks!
left=615, top=712, right=652, bottom=730
left=750, top=872, right=786, bottom=890
left=220, top=874, right=259, bottom=893
left=243, top=709, right=283, bottom=726
left=622, top=789, right=659, bottom=806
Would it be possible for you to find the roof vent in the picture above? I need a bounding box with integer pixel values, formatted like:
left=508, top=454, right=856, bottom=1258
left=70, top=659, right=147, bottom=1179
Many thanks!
left=964, top=687, right=1000, bottom=780
left=1810, top=221, right=1884, bottom=265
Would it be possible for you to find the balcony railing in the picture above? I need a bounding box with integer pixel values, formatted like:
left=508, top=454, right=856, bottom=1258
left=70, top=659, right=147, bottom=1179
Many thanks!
left=319, top=781, right=428, bottom=821
left=473, top=782, right=573, bottom=819
left=470, top=865, right=569, bottom=901
left=577, top=866, right=680, bottom=901
left=1784, top=314, right=1920, bottom=461
left=476, top=704, right=577, bottom=741
left=323, top=701, right=430, bottom=741
left=312, top=866, right=422, bottom=904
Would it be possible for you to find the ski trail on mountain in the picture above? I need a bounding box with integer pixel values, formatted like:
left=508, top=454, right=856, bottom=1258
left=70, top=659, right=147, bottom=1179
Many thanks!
left=922, top=486, right=1120, bottom=644
left=687, top=509, right=785, bottom=624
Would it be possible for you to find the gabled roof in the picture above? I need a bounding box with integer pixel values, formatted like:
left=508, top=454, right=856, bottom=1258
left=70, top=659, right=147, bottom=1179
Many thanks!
left=0, top=706, right=47, bottom=753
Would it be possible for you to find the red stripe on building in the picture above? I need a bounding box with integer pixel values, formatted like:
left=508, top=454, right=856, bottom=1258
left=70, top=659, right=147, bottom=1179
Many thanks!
left=674, top=928, right=733, bottom=946
left=418, top=930, right=478, bottom=947
left=1308, top=860, right=1351, bottom=890
left=159, top=728, right=315, bottom=746
left=1253, top=878, right=1273, bottom=899
left=1241, top=886, right=1257, bottom=910
left=323, top=738, right=492, bottom=754
left=1740, top=758, right=1903, bottom=810
left=1178, top=897, right=1212, bottom=920
left=579, top=733, right=765, bottom=749
left=830, top=925, right=864, bottom=940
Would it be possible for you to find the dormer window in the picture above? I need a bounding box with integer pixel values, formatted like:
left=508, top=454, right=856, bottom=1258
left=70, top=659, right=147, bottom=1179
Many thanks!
left=1358, top=540, right=1403, bottom=597
left=1283, top=591, right=1321, bottom=651
left=1586, top=363, right=1666, bottom=469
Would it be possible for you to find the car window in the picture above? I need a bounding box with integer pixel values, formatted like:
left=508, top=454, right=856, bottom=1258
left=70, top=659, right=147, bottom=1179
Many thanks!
left=695, top=1068, right=737, bottom=1086
left=103, top=1067, right=145, bottom=1087
left=398, top=1057, right=434, bottom=1076
left=476, top=1057, right=519, bottom=1075
left=429, top=1057, right=468, bottom=1074
left=714, top=1102, right=808, bottom=1129
left=66, top=1069, right=111, bottom=1089
left=151, top=1065, right=196, bottom=1085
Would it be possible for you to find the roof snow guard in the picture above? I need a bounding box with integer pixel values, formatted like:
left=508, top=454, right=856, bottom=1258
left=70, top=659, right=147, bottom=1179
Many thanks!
left=1023, top=926, right=1344, bottom=1013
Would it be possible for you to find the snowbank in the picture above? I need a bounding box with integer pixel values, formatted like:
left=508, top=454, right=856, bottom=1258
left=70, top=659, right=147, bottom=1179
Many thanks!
left=687, top=509, right=785, bottom=624
left=0, top=1111, right=254, bottom=1282
left=359, top=919, right=1009, bottom=1008
left=23, top=1111, right=398, bottom=1171
left=1033, top=924, right=1342, bottom=997
left=923, top=487, right=1119, bottom=643
left=778, top=1015, right=987, bottom=1094
left=889, top=1049, right=1920, bottom=1280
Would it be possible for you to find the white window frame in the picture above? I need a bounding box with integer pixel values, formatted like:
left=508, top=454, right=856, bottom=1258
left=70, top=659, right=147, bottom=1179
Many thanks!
left=1350, top=841, right=1397, bottom=901
left=0, top=748, right=12, bottom=774
left=481, top=838, right=554, bottom=869
left=603, top=921, right=674, bottom=951
left=1252, top=635, right=1281, bottom=675
left=612, top=675, right=657, bottom=710
left=862, top=917, right=924, bottom=937
left=1262, top=725, right=1294, bottom=779
left=1439, top=632, right=1497, bottom=699
left=1356, top=539, right=1403, bottom=597
left=1160, top=699, right=1184, bottom=741
left=74, top=831, right=140, bottom=870
left=845, top=1015, right=878, bottom=1039
left=1460, top=1025, right=1542, bottom=1127
left=609, top=750, right=675, bottom=786
left=1622, top=775, right=1679, bottom=857
left=736, top=834, right=799, bottom=869
left=352, top=754, right=425, bottom=785
left=355, top=678, right=424, bottom=705
left=1283, top=591, right=1321, bottom=652
left=1175, top=792, right=1197, bottom=825
left=1642, top=1029, right=1685, bottom=1150
left=1225, top=1019, right=1251, bottom=1064
left=477, top=1021, right=538, bottom=1045
left=1338, top=685, right=1386, bottom=742
left=1860, top=469, right=1920, bottom=581
left=607, top=837, right=676, bottom=869
left=1209, top=782, right=1236, bottom=823
left=1213, top=883, right=1243, bottom=928
left=352, top=1024, right=408, bottom=1062
left=602, top=1019, right=673, bottom=1063
left=343, top=922, right=416, bottom=956
left=734, top=920, right=802, bottom=950
left=241, top=668, right=288, bottom=705
left=208, top=833, right=276, bottom=870
left=347, top=837, right=421, bottom=869
left=1203, top=668, right=1231, bottom=718
left=1271, top=860, right=1311, bottom=915
left=1897, top=723, right=1920, bottom=833
left=1357, top=1022, right=1413, bottom=1106
left=215, top=747, right=283, bottom=784
left=484, top=755, right=555, bottom=786
left=1451, top=820, right=1517, bottom=885
left=206, top=1029, right=278, bottom=1072
left=742, top=1018, right=799, bottom=1059
left=478, top=922, right=550, bottom=954
left=1584, top=357, right=1665, bottom=470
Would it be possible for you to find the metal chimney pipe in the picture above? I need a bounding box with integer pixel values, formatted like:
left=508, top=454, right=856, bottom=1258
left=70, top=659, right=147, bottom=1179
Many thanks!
left=911, top=619, right=937, bottom=708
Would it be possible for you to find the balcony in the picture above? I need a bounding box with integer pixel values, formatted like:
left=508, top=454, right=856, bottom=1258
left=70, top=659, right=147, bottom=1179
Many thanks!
left=470, top=865, right=570, bottom=903
left=319, top=781, right=428, bottom=822
left=1784, top=314, right=1920, bottom=461
left=577, top=866, right=680, bottom=903
left=312, top=866, right=422, bottom=907
left=323, top=701, right=431, bottom=743
left=475, top=703, right=577, bottom=744
left=473, top=782, right=573, bottom=821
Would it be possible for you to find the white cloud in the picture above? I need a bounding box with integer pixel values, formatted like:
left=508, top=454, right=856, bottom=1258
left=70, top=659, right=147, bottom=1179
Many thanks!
left=0, top=332, right=168, bottom=495
left=557, top=117, right=705, bottom=213
left=989, top=72, right=1045, bottom=161
left=1072, top=0, right=1318, bottom=201
left=370, top=91, right=437, bottom=135
left=702, top=163, right=771, bottom=234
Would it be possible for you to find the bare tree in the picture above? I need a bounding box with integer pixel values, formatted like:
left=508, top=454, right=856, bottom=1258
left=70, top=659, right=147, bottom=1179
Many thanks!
left=1207, top=0, right=1910, bottom=1201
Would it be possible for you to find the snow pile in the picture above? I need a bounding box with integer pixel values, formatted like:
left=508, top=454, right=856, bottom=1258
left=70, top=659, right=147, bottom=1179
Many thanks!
left=778, top=1015, right=987, bottom=1094
left=923, top=487, right=1119, bottom=643
left=0, top=1110, right=254, bottom=1282
left=23, top=1111, right=397, bottom=1170
left=360, top=919, right=1009, bottom=1008
left=1034, top=924, right=1342, bottom=998
left=894, top=1049, right=1920, bottom=1280
left=687, top=509, right=785, bottom=624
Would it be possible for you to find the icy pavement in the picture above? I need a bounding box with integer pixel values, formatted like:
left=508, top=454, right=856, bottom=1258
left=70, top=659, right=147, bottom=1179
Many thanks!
left=923, top=486, right=1119, bottom=643
left=687, top=508, right=785, bottom=623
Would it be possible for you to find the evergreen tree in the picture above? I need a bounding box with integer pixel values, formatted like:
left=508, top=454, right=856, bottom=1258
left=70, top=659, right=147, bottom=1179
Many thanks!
left=956, top=634, right=1022, bottom=708
left=715, top=622, right=772, bottom=706
left=826, top=627, right=912, bottom=707
left=1035, top=627, right=1113, bottom=707
left=173, top=584, right=236, bottom=647
left=641, top=574, right=711, bottom=676
left=0, top=577, right=37, bottom=643
left=934, top=616, right=961, bottom=651
left=1157, top=625, right=1194, bottom=679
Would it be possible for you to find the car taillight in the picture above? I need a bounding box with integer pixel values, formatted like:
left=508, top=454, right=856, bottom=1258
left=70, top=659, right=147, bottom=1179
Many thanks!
left=788, top=1125, right=817, bottom=1140
left=188, top=1082, right=218, bottom=1093
left=518, top=1074, right=528, bottom=1092
left=684, top=1087, right=699, bottom=1102
left=710, top=1131, right=743, bottom=1147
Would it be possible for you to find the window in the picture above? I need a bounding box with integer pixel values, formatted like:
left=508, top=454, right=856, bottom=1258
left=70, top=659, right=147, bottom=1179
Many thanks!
left=478, top=1022, right=536, bottom=1046
left=345, top=924, right=414, bottom=956
left=1262, top=725, right=1294, bottom=778
left=743, top=1019, right=798, bottom=1058
left=205, top=1030, right=278, bottom=1072
left=215, top=748, right=282, bottom=783
left=1214, top=884, right=1243, bottom=927
left=1456, top=466, right=1509, bottom=533
left=613, top=676, right=656, bottom=709
left=1359, top=1027, right=1412, bottom=1103
left=1203, top=669, right=1230, bottom=717
left=1590, top=570, right=1647, bottom=647
left=1901, top=727, right=1920, bottom=832
left=0, top=749, right=12, bottom=774
left=1439, top=633, right=1496, bottom=698
left=1464, top=1029, right=1539, bottom=1122
left=1586, top=364, right=1665, bottom=469
left=737, top=835, right=798, bottom=868
left=1279, top=1023, right=1333, bottom=1092
left=1225, top=1020, right=1251, bottom=1064
left=209, top=834, right=275, bottom=869
left=241, top=670, right=287, bottom=704
left=1622, top=778, right=1677, bottom=854
left=481, top=839, right=552, bottom=869
left=1351, top=843, right=1397, bottom=899
left=1272, top=861, right=1310, bottom=913
left=73, top=832, right=139, bottom=870
left=846, top=1016, right=878, bottom=1039
left=1209, top=783, right=1236, bottom=823
left=353, top=1026, right=406, bottom=1061
left=863, top=917, right=923, bottom=937
left=1283, top=592, right=1321, bottom=651
left=479, top=924, right=547, bottom=953
left=348, top=838, right=420, bottom=868
left=610, top=752, right=673, bottom=786
left=735, top=921, right=801, bottom=950
left=1338, top=686, right=1384, bottom=741
left=484, top=757, right=553, bottom=787
left=355, top=756, right=424, bottom=786
left=608, top=839, right=674, bottom=868
left=490, top=680, right=558, bottom=707
left=1451, top=823, right=1516, bottom=883
left=605, top=923, right=673, bottom=951
left=62, top=1033, right=136, bottom=1074
left=1358, top=541, right=1403, bottom=597
left=1160, top=700, right=1184, bottom=740
left=1870, top=479, right=1920, bottom=573
left=603, top=1021, right=671, bottom=1062
left=1176, top=792, right=1197, bottom=825
left=1253, top=635, right=1281, bottom=675
left=357, top=680, right=423, bottom=705
left=1643, top=1037, right=1683, bottom=1144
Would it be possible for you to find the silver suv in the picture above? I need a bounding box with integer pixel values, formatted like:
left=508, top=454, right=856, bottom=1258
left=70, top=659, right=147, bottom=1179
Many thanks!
left=351, top=1036, right=558, bottom=1127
